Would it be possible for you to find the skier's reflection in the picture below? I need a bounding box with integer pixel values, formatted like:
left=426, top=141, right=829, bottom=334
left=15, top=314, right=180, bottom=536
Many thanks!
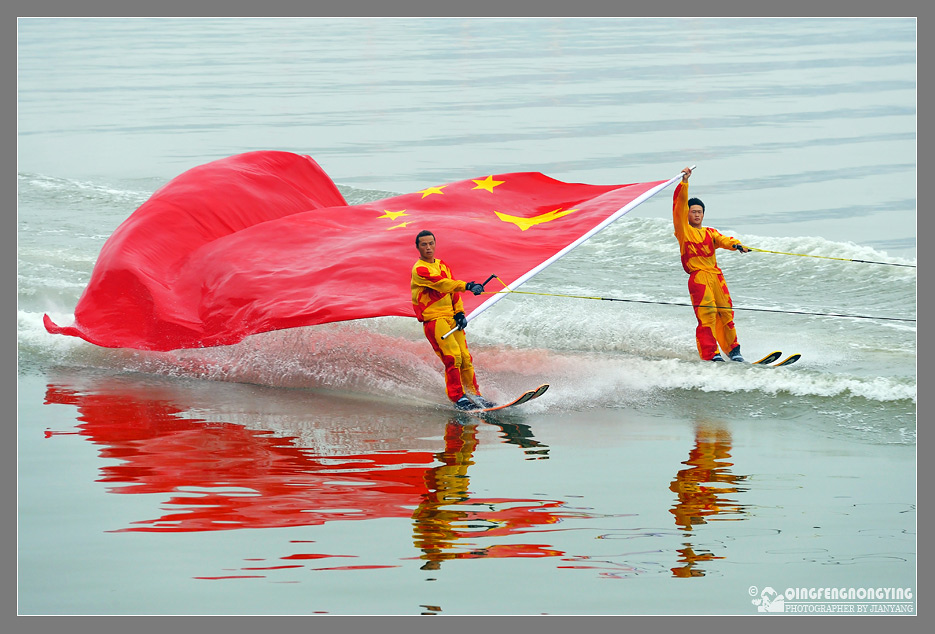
left=669, top=422, right=749, bottom=577
left=412, top=420, right=563, bottom=571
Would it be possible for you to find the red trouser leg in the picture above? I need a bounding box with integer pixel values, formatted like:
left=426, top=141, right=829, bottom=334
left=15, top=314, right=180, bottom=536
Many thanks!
left=688, top=271, right=739, bottom=360
left=423, top=318, right=481, bottom=402
left=711, top=273, right=739, bottom=355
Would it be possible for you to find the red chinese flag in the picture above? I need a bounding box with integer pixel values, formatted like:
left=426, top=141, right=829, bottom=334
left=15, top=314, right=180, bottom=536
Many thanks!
left=44, top=151, right=669, bottom=350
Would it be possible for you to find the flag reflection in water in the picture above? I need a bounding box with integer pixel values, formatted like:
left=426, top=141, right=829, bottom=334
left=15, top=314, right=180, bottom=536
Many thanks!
left=43, top=376, right=573, bottom=576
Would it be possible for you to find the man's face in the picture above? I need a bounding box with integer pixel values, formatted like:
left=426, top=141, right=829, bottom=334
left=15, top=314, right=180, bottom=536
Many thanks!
left=688, top=205, right=705, bottom=228
left=417, top=235, right=436, bottom=261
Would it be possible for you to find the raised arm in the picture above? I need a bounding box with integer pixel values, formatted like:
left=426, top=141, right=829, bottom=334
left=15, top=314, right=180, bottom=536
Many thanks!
left=672, top=166, right=693, bottom=243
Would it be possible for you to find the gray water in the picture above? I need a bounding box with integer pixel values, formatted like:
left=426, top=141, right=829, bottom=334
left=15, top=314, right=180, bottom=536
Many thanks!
left=17, top=17, right=916, bottom=616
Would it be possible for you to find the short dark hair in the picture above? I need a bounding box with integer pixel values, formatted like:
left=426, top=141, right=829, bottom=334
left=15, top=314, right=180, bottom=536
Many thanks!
left=415, top=230, right=435, bottom=246
left=687, top=197, right=705, bottom=212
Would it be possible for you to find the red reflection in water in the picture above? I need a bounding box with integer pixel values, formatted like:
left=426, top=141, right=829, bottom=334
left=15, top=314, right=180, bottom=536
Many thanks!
left=669, top=424, right=748, bottom=577
left=45, top=383, right=433, bottom=531
left=43, top=379, right=572, bottom=571
left=413, top=422, right=566, bottom=569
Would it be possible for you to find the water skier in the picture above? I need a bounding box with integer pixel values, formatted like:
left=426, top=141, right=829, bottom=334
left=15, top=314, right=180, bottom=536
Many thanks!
left=673, top=167, right=750, bottom=362
left=411, top=230, right=492, bottom=409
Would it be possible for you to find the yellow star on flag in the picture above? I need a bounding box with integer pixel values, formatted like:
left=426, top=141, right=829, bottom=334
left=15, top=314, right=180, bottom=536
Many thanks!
left=494, top=207, right=580, bottom=231
left=417, top=185, right=447, bottom=198
left=386, top=221, right=412, bottom=231
left=378, top=209, right=408, bottom=220
left=472, top=175, right=505, bottom=193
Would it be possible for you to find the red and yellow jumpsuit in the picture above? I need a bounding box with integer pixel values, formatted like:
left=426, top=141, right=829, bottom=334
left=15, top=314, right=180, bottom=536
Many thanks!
left=672, top=181, right=744, bottom=360
left=411, top=257, right=482, bottom=403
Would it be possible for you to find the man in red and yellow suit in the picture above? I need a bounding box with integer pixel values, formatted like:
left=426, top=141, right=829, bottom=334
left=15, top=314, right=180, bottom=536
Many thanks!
left=411, top=230, right=492, bottom=410
left=673, top=167, right=750, bottom=362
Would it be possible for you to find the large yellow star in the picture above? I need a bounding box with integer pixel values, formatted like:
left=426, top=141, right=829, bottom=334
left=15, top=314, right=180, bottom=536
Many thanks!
left=472, top=175, right=505, bottom=193
left=378, top=209, right=408, bottom=220
left=417, top=185, right=447, bottom=198
left=494, top=207, right=580, bottom=231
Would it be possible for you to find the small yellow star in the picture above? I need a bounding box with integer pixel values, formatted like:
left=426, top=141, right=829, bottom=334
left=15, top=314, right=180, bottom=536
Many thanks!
left=386, top=221, right=412, bottom=231
left=417, top=185, right=447, bottom=198
left=378, top=209, right=408, bottom=220
left=472, top=175, right=505, bottom=193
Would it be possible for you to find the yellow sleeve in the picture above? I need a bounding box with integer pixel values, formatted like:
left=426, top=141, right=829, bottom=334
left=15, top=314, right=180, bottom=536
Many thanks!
left=672, top=180, right=690, bottom=245
left=452, top=293, right=465, bottom=314
left=411, top=262, right=466, bottom=295
left=711, top=230, right=742, bottom=251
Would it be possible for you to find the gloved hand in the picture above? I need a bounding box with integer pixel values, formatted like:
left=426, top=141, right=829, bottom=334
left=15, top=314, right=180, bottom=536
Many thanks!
left=734, top=243, right=750, bottom=253
left=454, top=312, right=468, bottom=330
left=464, top=281, right=485, bottom=295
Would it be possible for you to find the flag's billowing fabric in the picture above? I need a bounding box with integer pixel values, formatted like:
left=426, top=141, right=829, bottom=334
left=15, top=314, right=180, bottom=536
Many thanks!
left=44, top=151, right=668, bottom=351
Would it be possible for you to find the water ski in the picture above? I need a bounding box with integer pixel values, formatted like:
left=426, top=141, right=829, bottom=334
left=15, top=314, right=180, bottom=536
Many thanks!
left=773, top=353, right=801, bottom=366
left=752, top=351, right=801, bottom=366
left=461, top=384, right=549, bottom=414
left=753, top=351, right=782, bottom=365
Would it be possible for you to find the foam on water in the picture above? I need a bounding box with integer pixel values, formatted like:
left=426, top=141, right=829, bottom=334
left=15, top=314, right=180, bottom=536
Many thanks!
left=20, top=306, right=915, bottom=410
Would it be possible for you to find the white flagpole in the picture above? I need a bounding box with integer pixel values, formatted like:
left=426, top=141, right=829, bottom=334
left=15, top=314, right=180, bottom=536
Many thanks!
left=442, top=166, right=693, bottom=339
